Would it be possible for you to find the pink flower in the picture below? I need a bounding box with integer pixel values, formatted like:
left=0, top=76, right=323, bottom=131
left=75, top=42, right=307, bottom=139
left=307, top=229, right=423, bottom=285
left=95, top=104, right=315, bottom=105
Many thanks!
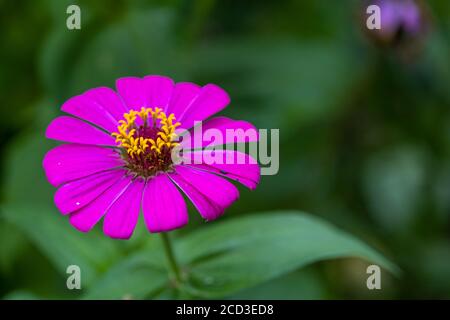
left=43, top=75, right=260, bottom=239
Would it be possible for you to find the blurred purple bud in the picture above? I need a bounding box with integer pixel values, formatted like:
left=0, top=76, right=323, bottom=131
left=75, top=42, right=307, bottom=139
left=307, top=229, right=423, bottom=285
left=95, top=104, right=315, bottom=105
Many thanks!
left=363, top=0, right=429, bottom=49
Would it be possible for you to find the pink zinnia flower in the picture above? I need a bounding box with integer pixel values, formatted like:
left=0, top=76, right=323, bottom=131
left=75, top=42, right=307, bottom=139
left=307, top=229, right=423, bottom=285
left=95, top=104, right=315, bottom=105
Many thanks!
left=43, top=75, right=260, bottom=239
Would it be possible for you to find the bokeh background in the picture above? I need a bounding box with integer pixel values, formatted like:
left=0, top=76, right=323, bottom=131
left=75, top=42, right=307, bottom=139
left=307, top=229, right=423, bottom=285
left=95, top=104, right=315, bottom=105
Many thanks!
left=0, top=0, right=449, bottom=299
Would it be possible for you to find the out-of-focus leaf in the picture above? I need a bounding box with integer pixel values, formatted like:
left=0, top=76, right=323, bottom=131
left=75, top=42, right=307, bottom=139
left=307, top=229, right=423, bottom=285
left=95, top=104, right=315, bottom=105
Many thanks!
left=3, top=290, right=41, bottom=300
left=417, top=240, right=450, bottom=296
left=3, top=132, right=55, bottom=205
left=231, top=268, right=327, bottom=300
left=423, top=30, right=450, bottom=102
left=0, top=221, right=27, bottom=273
left=192, top=38, right=365, bottom=129
left=83, top=249, right=168, bottom=300
left=39, top=0, right=125, bottom=100
left=2, top=127, right=152, bottom=292
left=69, top=8, right=187, bottom=94
left=1, top=204, right=119, bottom=286
left=433, top=165, right=450, bottom=221
left=3, top=130, right=120, bottom=283
left=39, top=28, right=85, bottom=100
left=363, top=146, right=427, bottom=232
left=177, top=211, right=397, bottom=298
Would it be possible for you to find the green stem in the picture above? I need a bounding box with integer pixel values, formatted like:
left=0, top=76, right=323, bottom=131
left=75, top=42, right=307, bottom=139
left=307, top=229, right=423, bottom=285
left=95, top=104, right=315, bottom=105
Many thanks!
left=160, top=232, right=182, bottom=283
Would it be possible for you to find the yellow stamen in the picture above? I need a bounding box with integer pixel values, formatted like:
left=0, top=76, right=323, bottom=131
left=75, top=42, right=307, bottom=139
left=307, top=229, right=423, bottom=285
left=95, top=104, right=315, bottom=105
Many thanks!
left=111, top=107, right=180, bottom=159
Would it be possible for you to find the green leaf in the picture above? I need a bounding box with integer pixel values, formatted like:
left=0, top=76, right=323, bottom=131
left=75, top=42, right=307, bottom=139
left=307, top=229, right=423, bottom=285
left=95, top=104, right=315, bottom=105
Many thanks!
left=231, top=268, right=327, bottom=300
left=83, top=246, right=168, bottom=300
left=177, top=211, right=398, bottom=298
left=1, top=204, right=119, bottom=286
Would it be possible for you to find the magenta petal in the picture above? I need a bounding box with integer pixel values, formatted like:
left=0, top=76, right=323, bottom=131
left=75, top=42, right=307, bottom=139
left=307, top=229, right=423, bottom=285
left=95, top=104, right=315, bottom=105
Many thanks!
left=83, top=86, right=129, bottom=118
left=181, top=150, right=260, bottom=190
left=142, top=75, right=174, bottom=112
left=61, top=87, right=127, bottom=133
left=54, top=169, right=125, bottom=215
left=115, top=77, right=143, bottom=110
left=166, top=82, right=201, bottom=120
left=169, top=166, right=239, bottom=221
left=177, top=84, right=230, bottom=130
left=180, top=116, right=259, bottom=148
left=46, top=116, right=117, bottom=146
left=103, top=178, right=145, bottom=239
left=142, top=174, right=188, bottom=233
left=115, top=76, right=174, bottom=111
left=43, top=144, right=124, bottom=187
left=69, top=177, right=132, bottom=232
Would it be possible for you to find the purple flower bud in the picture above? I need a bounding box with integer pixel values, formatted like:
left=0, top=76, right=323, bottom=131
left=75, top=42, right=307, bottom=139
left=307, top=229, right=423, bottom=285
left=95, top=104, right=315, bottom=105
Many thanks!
left=363, top=0, right=429, bottom=48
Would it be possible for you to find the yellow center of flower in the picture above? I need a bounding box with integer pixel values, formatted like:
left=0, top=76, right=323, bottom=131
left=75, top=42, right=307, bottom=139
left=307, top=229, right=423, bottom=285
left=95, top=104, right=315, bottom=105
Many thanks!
left=112, top=107, right=181, bottom=177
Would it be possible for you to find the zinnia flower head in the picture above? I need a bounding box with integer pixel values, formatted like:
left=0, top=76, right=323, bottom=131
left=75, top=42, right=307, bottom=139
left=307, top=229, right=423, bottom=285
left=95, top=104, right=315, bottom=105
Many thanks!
left=43, top=75, right=260, bottom=239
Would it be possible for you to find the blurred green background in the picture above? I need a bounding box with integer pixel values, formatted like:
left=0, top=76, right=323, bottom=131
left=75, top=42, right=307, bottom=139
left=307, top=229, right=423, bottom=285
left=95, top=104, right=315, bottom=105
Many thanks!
left=0, top=0, right=449, bottom=299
